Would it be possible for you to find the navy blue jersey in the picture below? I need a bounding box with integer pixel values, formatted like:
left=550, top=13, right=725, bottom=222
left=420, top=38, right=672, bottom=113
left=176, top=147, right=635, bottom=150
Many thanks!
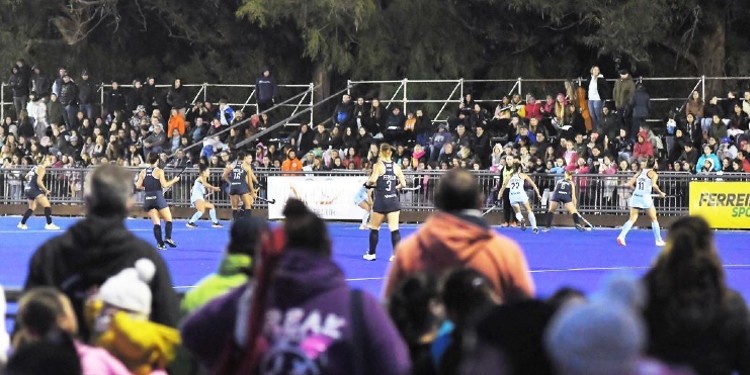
left=24, top=166, right=41, bottom=191
left=551, top=179, right=573, bottom=204
left=143, top=167, right=162, bottom=192
left=24, top=166, right=44, bottom=199
left=373, top=161, right=400, bottom=213
left=229, top=162, right=250, bottom=195
left=143, top=167, right=168, bottom=210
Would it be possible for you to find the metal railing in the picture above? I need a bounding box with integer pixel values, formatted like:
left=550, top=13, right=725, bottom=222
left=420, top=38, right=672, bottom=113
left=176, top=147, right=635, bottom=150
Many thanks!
left=2, top=167, right=748, bottom=216
left=1, top=82, right=315, bottom=126
left=347, top=76, right=750, bottom=126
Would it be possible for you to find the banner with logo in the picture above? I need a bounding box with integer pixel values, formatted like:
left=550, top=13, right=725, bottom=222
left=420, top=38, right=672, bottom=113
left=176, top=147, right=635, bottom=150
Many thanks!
left=688, top=181, right=750, bottom=229
left=267, top=176, right=369, bottom=220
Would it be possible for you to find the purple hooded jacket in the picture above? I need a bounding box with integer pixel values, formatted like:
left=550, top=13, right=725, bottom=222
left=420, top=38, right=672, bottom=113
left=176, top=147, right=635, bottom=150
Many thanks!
left=181, top=250, right=411, bottom=375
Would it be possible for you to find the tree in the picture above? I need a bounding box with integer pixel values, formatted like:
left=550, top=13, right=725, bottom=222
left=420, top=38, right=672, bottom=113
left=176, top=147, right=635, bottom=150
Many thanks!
left=236, top=0, right=379, bottom=100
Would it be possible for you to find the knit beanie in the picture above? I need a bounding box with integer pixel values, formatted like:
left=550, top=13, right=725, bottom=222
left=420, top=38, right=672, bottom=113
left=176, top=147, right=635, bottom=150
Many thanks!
left=98, top=259, right=156, bottom=317
left=545, top=272, right=646, bottom=375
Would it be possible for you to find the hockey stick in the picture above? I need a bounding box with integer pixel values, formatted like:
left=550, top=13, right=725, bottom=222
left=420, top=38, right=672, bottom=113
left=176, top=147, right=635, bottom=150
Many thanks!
left=578, top=215, right=594, bottom=230
left=173, top=160, right=193, bottom=179
left=400, top=185, right=422, bottom=192
left=481, top=203, right=499, bottom=217
left=651, top=194, right=674, bottom=198
left=255, top=196, right=277, bottom=204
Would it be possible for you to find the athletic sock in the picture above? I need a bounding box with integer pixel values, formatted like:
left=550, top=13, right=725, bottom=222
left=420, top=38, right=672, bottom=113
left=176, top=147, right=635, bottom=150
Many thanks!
left=368, top=229, right=379, bottom=255
left=651, top=222, right=663, bottom=242
left=390, top=230, right=401, bottom=250
left=232, top=210, right=239, bottom=220
left=515, top=212, right=524, bottom=222
left=209, top=208, right=218, bottom=223
left=528, top=212, right=537, bottom=229
left=573, top=213, right=582, bottom=225
left=44, top=207, right=52, bottom=224
left=619, top=221, right=634, bottom=239
left=153, top=224, right=163, bottom=245
left=189, top=210, right=203, bottom=223
left=165, top=221, right=173, bottom=239
left=545, top=212, right=554, bottom=228
left=361, top=212, right=369, bottom=226
left=21, top=209, right=33, bottom=224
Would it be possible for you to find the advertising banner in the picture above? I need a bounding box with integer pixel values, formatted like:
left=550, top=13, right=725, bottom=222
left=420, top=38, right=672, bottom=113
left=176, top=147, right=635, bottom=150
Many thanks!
left=688, top=181, right=750, bottom=229
left=267, top=176, right=368, bottom=220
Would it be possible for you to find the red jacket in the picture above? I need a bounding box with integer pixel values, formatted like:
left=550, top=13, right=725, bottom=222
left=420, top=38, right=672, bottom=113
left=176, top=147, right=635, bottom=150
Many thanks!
left=633, top=131, right=655, bottom=159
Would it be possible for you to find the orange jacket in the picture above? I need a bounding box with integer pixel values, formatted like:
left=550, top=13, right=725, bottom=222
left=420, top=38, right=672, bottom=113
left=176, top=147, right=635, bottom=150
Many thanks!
left=384, top=212, right=535, bottom=302
left=281, top=158, right=303, bottom=172
left=167, top=114, right=186, bottom=138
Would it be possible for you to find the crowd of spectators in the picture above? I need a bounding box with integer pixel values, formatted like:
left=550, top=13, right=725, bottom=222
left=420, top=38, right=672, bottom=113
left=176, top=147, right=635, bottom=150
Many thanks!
left=4, top=60, right=750, bottom=201
left=2, top=61, right=279, bottom=179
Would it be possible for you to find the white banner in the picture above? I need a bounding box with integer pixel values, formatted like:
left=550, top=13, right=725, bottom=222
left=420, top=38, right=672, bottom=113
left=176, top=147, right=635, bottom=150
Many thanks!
left=268, top=176, right=369, bottom=220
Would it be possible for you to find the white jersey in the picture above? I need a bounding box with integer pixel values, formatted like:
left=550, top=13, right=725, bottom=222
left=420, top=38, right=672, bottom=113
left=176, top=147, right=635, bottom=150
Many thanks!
left=190, top=177, right=207, bottom=204
left=629, top=169, right=654, bottom=209
left=353, top=185, right=369, bottom=205
left=508, top=173, right=528, bottom=204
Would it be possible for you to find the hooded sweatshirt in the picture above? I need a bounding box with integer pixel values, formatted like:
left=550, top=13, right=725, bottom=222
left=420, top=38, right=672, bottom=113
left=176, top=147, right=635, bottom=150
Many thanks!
left=384, top=212, right=535, bottom=302
left=182, top=250, right=411, bottom=375
left=633, top=131, right=655, bottom=158
left=24, top=215, right=179, bottom=340
left=261, top=250, right=410, bottom=375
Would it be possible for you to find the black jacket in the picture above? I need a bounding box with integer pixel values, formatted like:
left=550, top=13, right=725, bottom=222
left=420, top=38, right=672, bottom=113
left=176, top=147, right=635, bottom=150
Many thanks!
left=24, top=216, right=179, bottom=340
left=105, top=88, right=126, bottom=114
left=58, top=81, right=78, bottom=106
left=31, top=71, right=52, bottom=97
left=78, top=78, right=97, bottom=105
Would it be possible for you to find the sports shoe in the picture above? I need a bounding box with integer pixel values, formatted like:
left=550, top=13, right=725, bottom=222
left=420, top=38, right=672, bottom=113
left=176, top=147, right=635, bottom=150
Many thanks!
left=532, top=227, right=539, bottom=234
left=17, top=223, right=28, bottom=230
left=655, top=239, right=666, bottom=247
left=359, top=224, right=368, bottom=230
left=617, top=237, right=626, bottom=247
left=541, top=227, right=550, bottom=233
left=519, top=219, right=526, bottom=231
left=575, top=223, right=585, bottom=232
left=186, top=222, right=198, bottom=228
left=164, top=238, right=177, bottom=248
left=212, top=222, right=223, bottom=228
left=157, top=243, right=167, bottom=251
left=45, top=223, right=60, bottom=230
left=363, top=252, right=376, bottom=261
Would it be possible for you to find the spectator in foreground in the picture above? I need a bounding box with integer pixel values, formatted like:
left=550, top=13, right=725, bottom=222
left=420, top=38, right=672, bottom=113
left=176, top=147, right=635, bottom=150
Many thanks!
left=180, top=217, right=267, bottom=315
left=384, top=168, right=535, bottom=302
left=90, top=258, right=180, bottom=375
left=13, top=287, right=131, bottom=374
left=642, top=216, right=750, bottom=375
left=183, top=199, right=411, bottom=375
left=23, top=164, right=179, bottom=341
left=545, top=272, right=691, bottom=375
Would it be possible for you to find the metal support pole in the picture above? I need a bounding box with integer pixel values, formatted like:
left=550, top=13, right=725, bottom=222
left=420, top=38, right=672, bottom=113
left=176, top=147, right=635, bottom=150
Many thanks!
left=309, top=82, right=315, bottom=126
left=403, top=78, right=408, bottom=112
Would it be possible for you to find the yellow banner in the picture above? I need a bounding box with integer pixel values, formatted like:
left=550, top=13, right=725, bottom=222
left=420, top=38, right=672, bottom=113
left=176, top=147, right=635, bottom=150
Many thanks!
left=689, top=181, right=750, bottom=229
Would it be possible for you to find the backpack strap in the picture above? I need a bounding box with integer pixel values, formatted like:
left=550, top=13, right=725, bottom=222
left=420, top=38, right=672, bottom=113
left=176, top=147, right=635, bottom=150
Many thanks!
left=350, top=289, right=366, bottom=375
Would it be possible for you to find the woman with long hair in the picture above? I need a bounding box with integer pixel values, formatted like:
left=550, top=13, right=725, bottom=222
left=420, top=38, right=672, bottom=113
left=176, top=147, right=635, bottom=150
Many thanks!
left=135, top=152, right=180, bottom=250
left=18, top=154, right=59, bottom=230
left=223, top=150, right=258, bottom=220
left=616, top=157, right=666, bottom=247
left=542, top=169, right=590, bottom=232
left=497, top=160, right=543, bottom=233
left=186, top=163, right=223, bottom=228
left=364, top=142, right=407, bottom=262
left=642, top=216, right=750, bottom=375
